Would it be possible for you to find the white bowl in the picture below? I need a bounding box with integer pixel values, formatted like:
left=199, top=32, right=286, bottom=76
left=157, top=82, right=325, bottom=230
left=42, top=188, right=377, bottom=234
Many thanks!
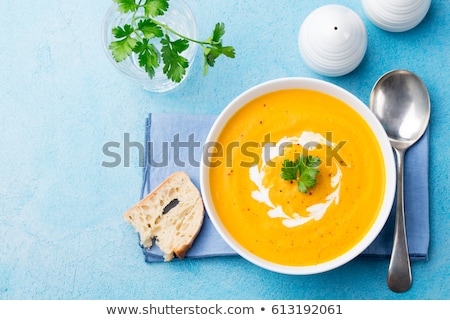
left=200, top=78, right=396, bottom=275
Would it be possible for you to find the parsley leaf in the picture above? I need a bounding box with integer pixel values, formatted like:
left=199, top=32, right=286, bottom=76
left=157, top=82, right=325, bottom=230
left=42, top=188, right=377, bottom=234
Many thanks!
left=137, top=19, right=163, bottom=38
left=280, top=155, right=321, bottom=193
left=113, top=0, right=139, bottom=13
left=297, top=165, right=320, bottom=193
left=161, top=35, right=189, bottom=82
left=280, top=159, right=300, bottom=181
left=143, top=0, right=169, bottom=17
left=109, top=24, right=137, bottom=62
left=133, top=39, right=160, bottom=78
left=211, top=22, right=226, bottom=43
left=203, top=23, right=236, bottom=75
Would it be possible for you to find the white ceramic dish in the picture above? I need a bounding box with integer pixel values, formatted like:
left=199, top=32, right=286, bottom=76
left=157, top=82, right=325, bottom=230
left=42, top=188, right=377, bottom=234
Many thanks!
left=200, top=77, right=396, bottom=275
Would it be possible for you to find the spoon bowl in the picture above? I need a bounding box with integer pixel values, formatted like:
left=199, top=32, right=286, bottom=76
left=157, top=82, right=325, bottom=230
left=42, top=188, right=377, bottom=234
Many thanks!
left=370, top=70, right=430, bottom=292
left=370, top=70, right=430, bottom=149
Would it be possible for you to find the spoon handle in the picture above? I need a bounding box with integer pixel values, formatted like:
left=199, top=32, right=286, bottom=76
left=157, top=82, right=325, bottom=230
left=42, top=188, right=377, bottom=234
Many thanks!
left=387, top=147, right=412, bottom=292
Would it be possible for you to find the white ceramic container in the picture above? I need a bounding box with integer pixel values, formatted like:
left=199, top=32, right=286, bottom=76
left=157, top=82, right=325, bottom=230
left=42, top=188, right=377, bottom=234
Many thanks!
left=298, top=5, right=367, bottom=77
left=362, top=0, right=431, bottom=32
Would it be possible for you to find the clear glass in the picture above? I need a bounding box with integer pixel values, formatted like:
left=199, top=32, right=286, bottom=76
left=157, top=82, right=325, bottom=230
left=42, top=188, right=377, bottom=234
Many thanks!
left=102, top=0, right=198, bottom=92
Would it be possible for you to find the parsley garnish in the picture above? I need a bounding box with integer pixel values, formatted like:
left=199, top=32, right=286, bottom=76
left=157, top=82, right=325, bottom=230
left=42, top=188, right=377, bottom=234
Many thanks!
left=109, top=0, right=235, bottom=83
left=280, top=155, right=321, bottom=193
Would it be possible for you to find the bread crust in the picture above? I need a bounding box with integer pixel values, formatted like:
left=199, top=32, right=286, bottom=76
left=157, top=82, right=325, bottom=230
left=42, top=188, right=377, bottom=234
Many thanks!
left=123, top=171, right=204, bottom=261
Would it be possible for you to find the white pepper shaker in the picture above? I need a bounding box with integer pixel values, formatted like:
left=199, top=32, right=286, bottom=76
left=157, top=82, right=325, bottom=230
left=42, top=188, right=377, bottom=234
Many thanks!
left=362, top=0, right=432, bottom=32
left=298, top=5, right=368, bottom=77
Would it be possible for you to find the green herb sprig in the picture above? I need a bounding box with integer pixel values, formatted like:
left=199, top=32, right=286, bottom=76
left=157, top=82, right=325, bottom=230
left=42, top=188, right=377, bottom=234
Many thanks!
left=280, top=155, right=322, bottom=193
left=109, top=0, right=235, bottom=83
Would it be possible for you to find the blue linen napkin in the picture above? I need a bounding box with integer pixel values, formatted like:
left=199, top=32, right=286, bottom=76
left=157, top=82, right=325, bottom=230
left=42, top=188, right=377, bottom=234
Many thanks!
left=140, top=113, right=429, bottom=262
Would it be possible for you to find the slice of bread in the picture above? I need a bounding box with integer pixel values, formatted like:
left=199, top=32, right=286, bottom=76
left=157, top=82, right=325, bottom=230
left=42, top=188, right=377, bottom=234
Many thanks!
left=123, top=171, right=204, bottom=261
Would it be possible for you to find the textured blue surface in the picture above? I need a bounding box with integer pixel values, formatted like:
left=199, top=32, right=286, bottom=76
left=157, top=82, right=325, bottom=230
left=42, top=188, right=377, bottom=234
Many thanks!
left=0, top=0, right=449, bottom=299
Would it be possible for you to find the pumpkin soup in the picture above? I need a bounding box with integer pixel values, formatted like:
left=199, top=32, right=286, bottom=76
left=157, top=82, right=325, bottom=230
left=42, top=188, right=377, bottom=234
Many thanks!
left=209, top=89, right=386, bottom=266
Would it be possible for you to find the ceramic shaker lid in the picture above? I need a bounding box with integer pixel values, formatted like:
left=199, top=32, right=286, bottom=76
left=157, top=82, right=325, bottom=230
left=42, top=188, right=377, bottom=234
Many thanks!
left=298, top=5, right=368, bottom=77
left=362, top=0, right=431, bottom=32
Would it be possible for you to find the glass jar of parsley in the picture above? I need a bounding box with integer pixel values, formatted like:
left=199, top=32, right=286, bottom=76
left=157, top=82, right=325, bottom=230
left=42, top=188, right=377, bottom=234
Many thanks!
left=102, top=0, right=198, bottom=92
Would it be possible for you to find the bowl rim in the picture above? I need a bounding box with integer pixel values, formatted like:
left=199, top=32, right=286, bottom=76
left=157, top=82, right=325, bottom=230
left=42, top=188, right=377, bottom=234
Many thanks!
left=199, top=77, right=396, bottom=275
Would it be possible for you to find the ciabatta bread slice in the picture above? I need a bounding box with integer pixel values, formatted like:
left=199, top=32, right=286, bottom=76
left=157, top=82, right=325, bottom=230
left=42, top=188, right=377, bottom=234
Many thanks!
left=123, top=171, right=204, bottom=261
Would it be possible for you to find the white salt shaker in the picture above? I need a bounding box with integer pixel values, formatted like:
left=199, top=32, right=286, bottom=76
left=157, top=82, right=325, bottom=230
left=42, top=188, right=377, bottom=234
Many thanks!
left=298, top=5, right=368, bottom=77
left=362, top=0, right=432, bottom=32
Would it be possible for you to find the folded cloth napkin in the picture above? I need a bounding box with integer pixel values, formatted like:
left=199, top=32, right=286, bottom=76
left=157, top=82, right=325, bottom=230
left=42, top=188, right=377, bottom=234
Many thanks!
left=140, top=113, right=429, bottom=262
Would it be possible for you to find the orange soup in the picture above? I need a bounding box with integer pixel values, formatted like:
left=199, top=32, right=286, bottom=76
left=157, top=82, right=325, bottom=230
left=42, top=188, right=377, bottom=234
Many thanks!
left=208, top=89, right=386, bottom=266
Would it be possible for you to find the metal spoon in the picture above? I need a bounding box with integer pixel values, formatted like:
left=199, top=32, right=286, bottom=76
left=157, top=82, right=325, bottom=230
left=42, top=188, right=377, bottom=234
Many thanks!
left=369, top=70, right=430, bottom=293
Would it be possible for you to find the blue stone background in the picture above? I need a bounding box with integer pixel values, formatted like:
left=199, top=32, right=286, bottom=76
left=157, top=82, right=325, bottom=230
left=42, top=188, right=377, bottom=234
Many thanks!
left=0, top=0, right=448, bottom=299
